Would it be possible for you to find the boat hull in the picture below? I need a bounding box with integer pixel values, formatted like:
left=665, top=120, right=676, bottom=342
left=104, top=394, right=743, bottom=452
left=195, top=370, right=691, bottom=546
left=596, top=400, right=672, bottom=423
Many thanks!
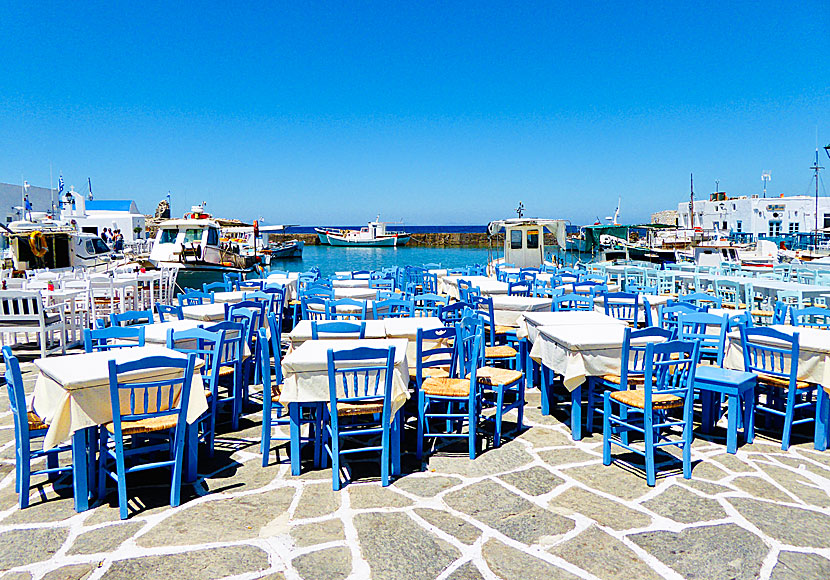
left=327, top=235, right=398, bottom=247
left=269, top=240, right=304, bottom=258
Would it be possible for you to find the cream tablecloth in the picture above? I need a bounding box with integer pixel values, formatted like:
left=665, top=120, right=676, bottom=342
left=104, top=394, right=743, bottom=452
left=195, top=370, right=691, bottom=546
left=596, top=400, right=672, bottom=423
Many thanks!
left=182, top=303, right=227, bottom=322
left=280, top=338, right=410, bottom=416
left=288, top=320, right=387, bottom=347
left=516, top=311, right=625, bottom=340
left=383, top=317, right=444, bottom=361
left=490, top=296, right=554, bottom=327
left=33, top=346, right=207, bottom=449
left=263, top=276, right=298, bottom=300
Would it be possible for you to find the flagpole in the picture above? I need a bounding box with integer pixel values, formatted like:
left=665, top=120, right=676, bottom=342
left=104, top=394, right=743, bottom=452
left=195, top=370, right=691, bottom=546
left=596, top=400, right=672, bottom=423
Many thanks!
left=50, top=163, right=54, bottom=215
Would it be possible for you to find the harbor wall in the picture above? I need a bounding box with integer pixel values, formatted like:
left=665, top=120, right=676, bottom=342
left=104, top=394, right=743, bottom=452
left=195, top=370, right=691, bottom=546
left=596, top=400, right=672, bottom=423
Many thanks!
left=281, top=232, right=560, bottom=247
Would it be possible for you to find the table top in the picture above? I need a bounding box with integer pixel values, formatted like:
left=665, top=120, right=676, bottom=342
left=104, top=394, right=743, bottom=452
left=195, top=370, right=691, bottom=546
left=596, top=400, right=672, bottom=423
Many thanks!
left=289, top=320, right=387, bottom=342
left=142, top=320, right=204, bottom=343
left=536, top=323, right=635, bottom=351
left=182, top=303, right=226, bottom=321
left=727, top=324, right=830, bottom=354
left=266, top=272, right=300, bottom=281
left=522, top=311, right=625, bottom=329
left=34, top=346, right=201, bottom=391
left=212, top=291, right=248, bottom=303
left=282, top=338, right=409, bottom=373
left=331, top=279, right=370, bottom=288
left=490, top=296, right=554, bottom=311
left=383, top=317, right=443, bottom=339
left=334, top=287, right=378, bottom=300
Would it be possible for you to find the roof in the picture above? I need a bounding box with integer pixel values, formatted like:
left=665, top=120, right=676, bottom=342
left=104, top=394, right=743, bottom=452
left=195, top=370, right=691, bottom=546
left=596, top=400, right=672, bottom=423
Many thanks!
left=157, top=219, right=219, bottom=228
left=85, top=200, right=138, bottom=213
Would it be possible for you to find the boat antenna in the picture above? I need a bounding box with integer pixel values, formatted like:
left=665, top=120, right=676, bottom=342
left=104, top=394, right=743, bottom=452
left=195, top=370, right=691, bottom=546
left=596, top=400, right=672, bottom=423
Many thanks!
left=516, top=201, right=524, bottom=218
left=761, top=171, right=771, bottom=198
left=689, top=173, right=695, bottom=230
left=811, top=146, right=823, bottom=248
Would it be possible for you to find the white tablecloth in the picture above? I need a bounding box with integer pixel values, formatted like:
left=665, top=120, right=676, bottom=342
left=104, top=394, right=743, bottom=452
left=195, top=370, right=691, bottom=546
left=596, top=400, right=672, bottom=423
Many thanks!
left=383, top=317, right=444, bottom=361
left=213, top=291, right=248, bottom=304
left=439, top=275, right=510, bottom=299
left=489, top=296, right=554, bottom=327
left=263, top=276, right=298, bottom=300
left=182, top=303, right=227, bottom=322
left=281, top=338, right=410, bottom=416
left=288, top=320, right=387, bottom=346
left=516, top=311, right=625, bottom=340
left=334, top=287, right=378, bottom=300
left=529, top=323, right=641, bottom=391
left=724, top=325, right=830, bottom=394
left=331, top=279, right=371, bottom=289
left=33, top=346, right=207, bottom=449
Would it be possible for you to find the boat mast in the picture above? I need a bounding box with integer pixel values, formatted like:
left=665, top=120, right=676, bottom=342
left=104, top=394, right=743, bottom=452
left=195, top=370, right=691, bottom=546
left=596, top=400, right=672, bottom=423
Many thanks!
left=811, top=148, right=823, bottom=249
left=689, top=173, right=695, bottom=230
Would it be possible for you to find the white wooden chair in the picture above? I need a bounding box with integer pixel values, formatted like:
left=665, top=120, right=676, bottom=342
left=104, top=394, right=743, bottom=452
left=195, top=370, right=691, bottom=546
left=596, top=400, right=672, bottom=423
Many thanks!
left=0, top=291, right=66, bottom=358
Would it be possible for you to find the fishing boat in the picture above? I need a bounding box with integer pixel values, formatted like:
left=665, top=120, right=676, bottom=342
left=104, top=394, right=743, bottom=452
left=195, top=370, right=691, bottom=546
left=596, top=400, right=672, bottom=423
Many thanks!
left=315, top=217, right=411, bottom=247
left=221, top=224, right=304, bottom=264
left=486, top=205, right=567, bottom=271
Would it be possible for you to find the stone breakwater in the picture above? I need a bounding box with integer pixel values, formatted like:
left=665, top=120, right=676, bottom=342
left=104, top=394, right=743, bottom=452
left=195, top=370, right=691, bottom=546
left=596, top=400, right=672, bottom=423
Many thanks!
left=287, top=232, right=561, bottom=247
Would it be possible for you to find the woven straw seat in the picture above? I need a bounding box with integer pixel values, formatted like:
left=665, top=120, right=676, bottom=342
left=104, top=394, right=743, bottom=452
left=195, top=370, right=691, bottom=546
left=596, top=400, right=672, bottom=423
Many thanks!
left=217, top=366, right=236, bottom=378
left=421, top=377, right=470, bottom=397
left=27, top=411, right=47, bottom=431
left=472, top=366, right=523, bottom=386
left=600, top=373, right=646, bottom=386
left=757, top=373, right=810, bottom=390
left=750, top=309, right=773, bottom=318
left=485, top=325, right=515, bottom=336
left=288, top=299, right=301, bottom=306
left=409, top=366, right=450, bottom=380
left=105, top=415, right=179, bottom=435
left=336, top=401, right=385, bottom=417
left=485, top=345, right=517, bottom=359
left=610, top=389, right=683, bottom=410
left=722, top=302, right=746, bottom=309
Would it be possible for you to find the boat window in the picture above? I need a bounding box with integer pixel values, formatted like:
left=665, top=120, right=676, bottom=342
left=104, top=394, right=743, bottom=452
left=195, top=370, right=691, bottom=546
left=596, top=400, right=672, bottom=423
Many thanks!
left=91, top=238, right=110, bottom=254
left=160, top=229, right=178, bottom=244
left=526, top=229, right=539, bottom=249
left=206, top=228, right=219, bottom=246
left=85, top=240, right=95, bottom=254
left=510, top=230, right=522, bottom=250
left=184, top=229, right=202, bottom=243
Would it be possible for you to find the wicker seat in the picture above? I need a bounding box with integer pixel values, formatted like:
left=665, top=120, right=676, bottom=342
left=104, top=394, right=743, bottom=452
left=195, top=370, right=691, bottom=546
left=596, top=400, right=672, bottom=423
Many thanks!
left=27, top=411, right=47, bottom=431
left=757, top=373, right=811, bottom=390
left=336, top=401, right=385, bottom=417
left=105, top=414, right=179, bottom=435
left=599, top=373, right=645, bottom=386
left=421, top=376, right=470, bottom=397
left=485, top=345, right=517, bottom=359
left=609, top=389, right=683, bottom=410
left=409, top=366, right=450, bottom=380
left=472, top=366, right=523, bottom=386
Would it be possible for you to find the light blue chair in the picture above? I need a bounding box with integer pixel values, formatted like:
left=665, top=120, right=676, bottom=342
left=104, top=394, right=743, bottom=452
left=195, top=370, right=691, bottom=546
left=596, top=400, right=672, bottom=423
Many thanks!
left=327, top=298, right=368, bottom=321
left=155, top=302, right=183, bottom=322
left=311, top=320, right=366, bottom=339
left=178, top=290, right=214, bottom=307
left=551, top=294, right=593, bottom=312
left=84, top=326, right=145, bottom=353
left=110, top=309, right=154, bottom=327
left=99, top=353, right=197, bottom=519
left=413, top=293, right=448, bottom=317
left=603, top=340, right=701, bottom=486
left=3, top=347, right=73, bottom=509
left=204, top=320, right=247, bottom=430
left=603, top=292, right=640, bottom=326
left=372, top=298, right=415, bottom=319
left=791, top=306, right=830, bottom=329
left=203, top=281, right=229, bottom=293
left=323, top=345, right=399, bottom=490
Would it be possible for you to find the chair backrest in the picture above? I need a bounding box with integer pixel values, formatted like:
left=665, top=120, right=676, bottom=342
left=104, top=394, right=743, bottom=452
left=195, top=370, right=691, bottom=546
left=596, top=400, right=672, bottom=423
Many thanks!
left=238, top=279, right=264, bottom=291
left=106, top=354, right=196, bottom=439
left=203, top=281, right=229, bottom=293
left=226, top=300, right=266, bottom=331
left=676, top=312, right=730, bottom=365
left=204, top=320, right=246, bottom=371
left=641, top=340, right=700, bottom=408
left=155, top=302, right=184, bottom=322
left=166, top=327, right=225, bottom=396
left=326, top=346, right=396, bottom=431
left=438, top=300, right=471, bottom=326
left=178, top=290, right=214, bottom=307
left=678, top=292, right=722, bottom=308
left=301, top=295, right=328, bottom=320
left=223, top=273, right=243, bottom=288
left=551, top=294, right=593, bottom=312
left=467, top=295, right=499, bottom=346
left=368, top=277, right=395, bottom=291
left=110, top=308, right=155, bottom=327
left=713, top=279, right=742, bottom=305
left=739, top=326, right=799, bottom=386
left=2, top=346, right=38, bottom=443
left=772, top=301, right=789, bottom=325
left=243, top=290, right=276, bottom=316
left=455, top=315, right=485, bottom=376
left=373, top=298, right=414, bottom=319
left=658, top=301, right=706, bottom=335
left=311, top=320, right=367, bottom=339
left=0, top=291, right=50, bottom=326
left=507, top=280, right=532, bottom=297
left=603, top=292, right=640, bottom=325
left=225, top=305, right=257, bottom=351
left=790, top=306, right=830, bottom=329
left=84, top=326, right=145, bottom=352
left=415, top=326, right=458, bottom=387
left=618, top=326, right=674, bottom=385
left=327, top=298, right=368, bottom=320
left=412, top=293, right=448, bottom=317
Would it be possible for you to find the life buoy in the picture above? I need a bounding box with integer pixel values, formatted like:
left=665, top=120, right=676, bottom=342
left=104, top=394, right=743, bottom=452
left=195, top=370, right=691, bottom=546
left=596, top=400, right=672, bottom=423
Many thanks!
left=29, top=231, right=48, bottom=258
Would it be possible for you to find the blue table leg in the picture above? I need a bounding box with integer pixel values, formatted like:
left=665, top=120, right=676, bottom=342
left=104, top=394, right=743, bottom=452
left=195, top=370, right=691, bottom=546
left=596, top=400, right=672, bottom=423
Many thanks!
left=570, top=384, right=582, bottom=441
left=699, top=390, right=715, bottom=434
left=390, top=413, right=401, bottom=477
left=815, top=385, right=829, bottom=451
left=726, top=393, right=739, bottom=454
left=184, top=422, right=199, bottom=483
left=71, top=428, right=90, bottom=513
left=289, top=403, right=302, bottom=476
left=540, top=366, right=551, bottom=415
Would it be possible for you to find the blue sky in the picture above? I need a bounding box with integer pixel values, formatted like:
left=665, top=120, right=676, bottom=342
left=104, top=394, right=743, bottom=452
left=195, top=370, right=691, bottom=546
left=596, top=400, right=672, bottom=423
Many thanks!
left=1, top=2, right=828, bottom=225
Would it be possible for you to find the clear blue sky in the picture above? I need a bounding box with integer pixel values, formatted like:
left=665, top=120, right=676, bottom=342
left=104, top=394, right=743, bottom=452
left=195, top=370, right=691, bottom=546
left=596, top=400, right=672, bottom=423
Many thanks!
left=2, top=2, right=828, bottom=225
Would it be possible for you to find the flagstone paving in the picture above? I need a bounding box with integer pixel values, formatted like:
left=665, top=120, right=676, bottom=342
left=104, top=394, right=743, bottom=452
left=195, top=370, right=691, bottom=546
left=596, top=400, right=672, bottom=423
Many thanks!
left=2, top=359, right=830, bottom=579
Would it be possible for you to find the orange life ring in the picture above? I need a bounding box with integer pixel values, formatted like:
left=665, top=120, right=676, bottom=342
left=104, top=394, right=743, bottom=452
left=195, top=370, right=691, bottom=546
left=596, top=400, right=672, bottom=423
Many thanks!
left=29, top=231, right=48, bottom=258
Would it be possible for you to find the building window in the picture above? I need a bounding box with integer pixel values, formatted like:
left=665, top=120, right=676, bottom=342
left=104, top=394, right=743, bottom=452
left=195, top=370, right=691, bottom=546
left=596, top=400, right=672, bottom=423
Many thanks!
left=768, top=221, right=782, bottom=237
left=788, top=222, right=799, bottom=234
left=510, top=230, right=522, bottom=250
left=722, top=221, right=728, bottom=231
left=736, top=221, right=742, bottom=232
left=824, top=213, right=830, bottom=229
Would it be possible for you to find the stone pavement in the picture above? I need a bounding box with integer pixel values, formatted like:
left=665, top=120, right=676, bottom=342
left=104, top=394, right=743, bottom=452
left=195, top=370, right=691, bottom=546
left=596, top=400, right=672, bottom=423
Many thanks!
left=1, top=359, right=830, bottom=580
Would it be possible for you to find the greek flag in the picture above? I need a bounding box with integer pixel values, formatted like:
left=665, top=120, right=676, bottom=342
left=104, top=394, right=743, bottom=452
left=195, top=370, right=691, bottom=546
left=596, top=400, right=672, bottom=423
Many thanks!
left=58, top=174, right=64, bottom=195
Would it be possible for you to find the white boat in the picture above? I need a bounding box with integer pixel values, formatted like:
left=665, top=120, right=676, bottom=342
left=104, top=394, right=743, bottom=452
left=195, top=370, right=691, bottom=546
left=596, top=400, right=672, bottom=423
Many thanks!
left=315, top=217, right=410, bottom=247
left=221, top=224, right=304, bottom=263
left=486, top=216, right=567, bottom=272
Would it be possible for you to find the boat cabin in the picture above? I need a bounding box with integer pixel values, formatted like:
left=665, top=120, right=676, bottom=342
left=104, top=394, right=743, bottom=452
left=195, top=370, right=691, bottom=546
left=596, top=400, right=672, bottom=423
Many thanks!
left=1, top=219, right=113, bottom=271
left=487, top=219, right=567, bottom=268
left=149, top=218, right=224, bottom=266
left=692, top=244, right=740, bottom=267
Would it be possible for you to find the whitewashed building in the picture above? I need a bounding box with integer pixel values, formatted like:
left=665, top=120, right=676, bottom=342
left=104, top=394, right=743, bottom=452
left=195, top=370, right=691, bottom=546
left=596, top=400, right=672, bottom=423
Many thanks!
left=60, top=188, right=146, bottom=241
left=676, top=193, right=830, bottom=238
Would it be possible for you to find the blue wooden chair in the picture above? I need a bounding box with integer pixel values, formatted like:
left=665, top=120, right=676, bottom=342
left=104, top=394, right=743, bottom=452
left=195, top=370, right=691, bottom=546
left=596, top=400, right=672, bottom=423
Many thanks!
left=84, top=326, right=145, bottom=353
left=677, top=312, right=730, bottom=365
left=739, top=326, right=820, bottom=450
left=411, top=325, right=456, bottom=404
left=311, top=320, right=366, bottom=339
left=323, top=345, right=399, bottom=490
left=99, top=353, right=197, bottom=519
left=603, top=339, right=701, bottom=486
left=507, top=280, right=532, bottom=297
left=551, top=294, right=593, bottom=312
left=772, top=301, right=789, bottom=325
left=418, top=317, right=485, bottom=460
left=586, top=326, right=673, bottom=437
left=166, top=327, right=225, bottom=456
left=791, top=306, right=830, bottom=329
left=243, top=290, right=275, bottom=315
left=260, top=323, right=322, bottom=470
left=239, top=279, right=264, bottom=291
left=438, top=301, right=471, bottom=326
left=203, top=281, right=229, bottom=293
left=2, top=346, right=73, bottom=509
left=155, top=302, right=183, bottom=322
left=225, top=303, right=262, bottom=403
left=327, top=298, right=368, bottom=321
left=678, top=292, right=722, bottom=308
left=412, top=293, right=448, bottom=317
left=603, top=292, right=640, bottom=326
left=178, top=290, right=214, bottom=307
left=368, top=277, right=395, bottom=291
left=373, top=298, right=415, bottom=319
left=713, top=279, right=745, bottom=309
left=110, top=308, right=154, bottom=327
left=204, top=319, right=248, bottom=430
left=301, top=295, right=329, bottom=321
left=657, top=302, right=705, bottom=337
left=223, top=272, right=242, bottom=289
left=469, top=295, right=521, bottom=369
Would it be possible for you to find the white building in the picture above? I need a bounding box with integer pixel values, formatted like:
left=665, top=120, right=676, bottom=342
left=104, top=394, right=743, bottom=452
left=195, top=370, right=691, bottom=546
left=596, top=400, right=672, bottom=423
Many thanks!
left=676, top=193, right=830, bottom=238
left=60, top=188, right=146, bottom=242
